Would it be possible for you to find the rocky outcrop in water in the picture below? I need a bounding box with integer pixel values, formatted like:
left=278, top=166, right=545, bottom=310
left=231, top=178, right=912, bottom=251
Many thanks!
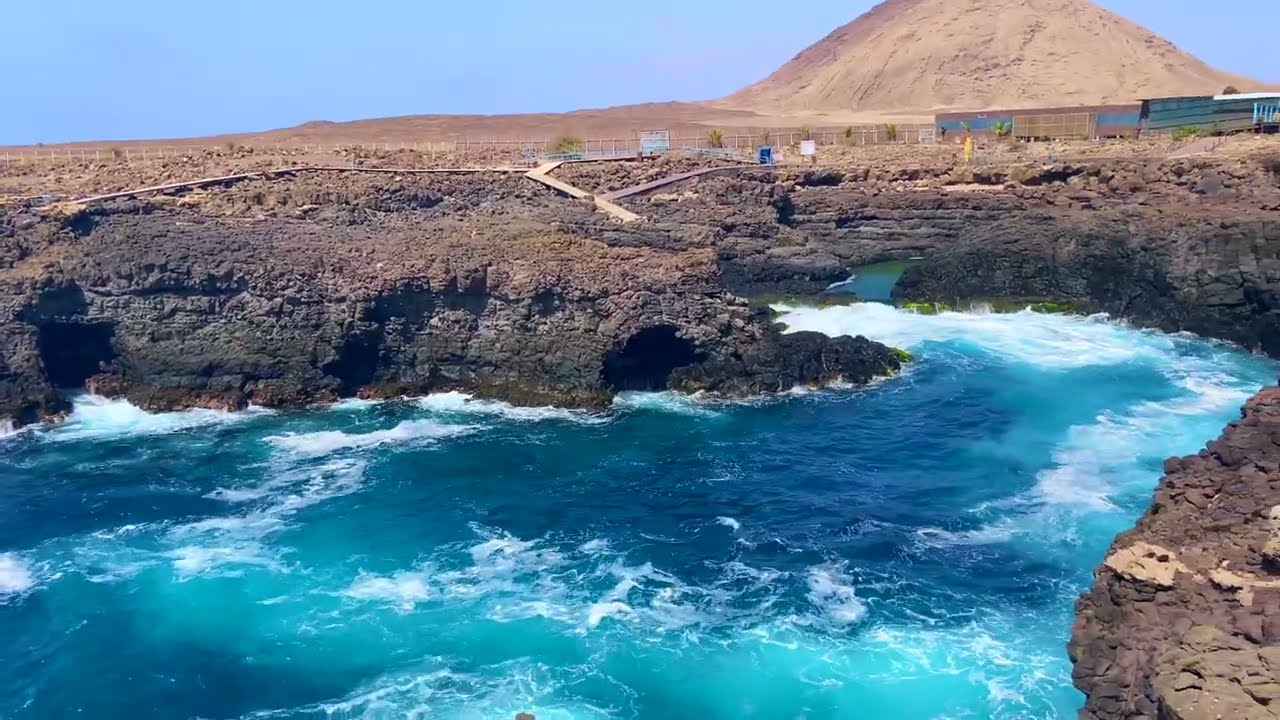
left=0, top=172, right=901, bottom=427
left=1070, top=386, right=1280, bottom=720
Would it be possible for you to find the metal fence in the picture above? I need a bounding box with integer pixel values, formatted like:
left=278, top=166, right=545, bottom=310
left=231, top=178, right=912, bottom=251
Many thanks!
left=0, top=124, right=940, bottom=166
left=1012, top=113, right=1097, bottom=140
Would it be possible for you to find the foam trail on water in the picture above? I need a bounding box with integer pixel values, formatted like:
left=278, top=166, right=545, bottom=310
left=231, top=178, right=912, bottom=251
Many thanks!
left=0, top=553, right=35, bottom=600
left=914, top=521, right=1017, bottom=548
left=48, top=395, right=269, bottom=442
left=266, top=419, right=476, bottom=458
left=416, top=391, right=609, bottom=425
left=171, top=459, right=368, bottom=577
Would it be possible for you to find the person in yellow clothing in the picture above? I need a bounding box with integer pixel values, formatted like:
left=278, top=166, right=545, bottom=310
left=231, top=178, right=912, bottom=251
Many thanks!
left=963, top=133, right=974, bottom=164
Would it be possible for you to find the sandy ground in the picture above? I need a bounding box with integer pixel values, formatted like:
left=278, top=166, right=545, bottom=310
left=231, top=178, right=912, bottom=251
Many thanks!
left=724, top=0, right=1269, bottom=114
left=6, top=135, right=1276, bottom=205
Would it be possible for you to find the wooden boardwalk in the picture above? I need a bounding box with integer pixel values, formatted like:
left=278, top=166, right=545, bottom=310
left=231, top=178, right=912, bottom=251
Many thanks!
left=524, top=161, right=641, bottom=223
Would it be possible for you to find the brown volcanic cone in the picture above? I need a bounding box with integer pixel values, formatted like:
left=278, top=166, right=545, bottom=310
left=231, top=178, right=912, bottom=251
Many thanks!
left=722, top=0, right=1263, bottom=113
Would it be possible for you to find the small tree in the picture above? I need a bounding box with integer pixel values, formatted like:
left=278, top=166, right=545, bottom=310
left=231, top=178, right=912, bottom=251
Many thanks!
left=883, top=123, right=899, bottom=142
left=1222, top=85, right=1241, bottom=95
left=844, top=126, right=855, bottom=145
left=993, top=121, right=1013, bottom=138
left=938, top=126, right=948, bottom=139
left=709, top=128, right=725, bottom=149
left=758, top=130, right=773, bottom=148
left=800, top=126, right=814, bottom=142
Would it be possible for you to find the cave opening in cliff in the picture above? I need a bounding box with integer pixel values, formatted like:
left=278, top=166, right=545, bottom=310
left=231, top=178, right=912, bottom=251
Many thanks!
left=602, top=325, right=702, bottom=392
left=37, top=322, right=116, bottom=389
left=324, top=334, right=383, bottom=394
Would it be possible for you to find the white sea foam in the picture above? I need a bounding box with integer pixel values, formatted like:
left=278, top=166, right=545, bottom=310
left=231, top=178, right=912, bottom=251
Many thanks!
left=246, top=664, right=615, bottom=720
left=1032, top=366, right=1259, bottom=511
left=345, top=569, right=435, bottom=611
left=48, top=395, right=268, bottom=441
left=265, top=419, right=476, bottom=458
left=716, top=516, right=742, bottom=531
left=166, top=459, right=368, bottom=578
left=0, top=553, right=35, bottom=599
left=914, top=521, right=1018, bottom=548
left=417, top=391, right=609, bottom=424
left=805, top=564, right=867, bottom=626
left=329, top=397, right=381, bottom=412
left=166, top=543, right=282, bottom=579
left=775, top=303, right=1160, bottom=368
left=611, top=391, right=723, bottom=416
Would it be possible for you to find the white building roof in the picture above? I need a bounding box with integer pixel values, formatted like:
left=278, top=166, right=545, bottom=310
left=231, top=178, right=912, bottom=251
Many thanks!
left=1213, top=92, right=1280, bottom=101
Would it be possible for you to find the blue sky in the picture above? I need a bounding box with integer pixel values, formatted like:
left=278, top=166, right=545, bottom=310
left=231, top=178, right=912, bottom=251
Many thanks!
left=3, top=0, right=1275, bottom=144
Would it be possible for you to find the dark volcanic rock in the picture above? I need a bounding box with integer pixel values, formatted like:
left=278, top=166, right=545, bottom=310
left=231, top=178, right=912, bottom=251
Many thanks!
left=1070, top=386, right=1280, bottom=720
left=893, top=209, right=1280, bottom=356
left=0, top=173, right=900, bottom=426
left=628, top=158, right=1280, bottom=356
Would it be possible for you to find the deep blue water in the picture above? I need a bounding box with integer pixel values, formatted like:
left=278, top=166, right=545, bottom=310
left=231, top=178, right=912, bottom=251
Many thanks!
left=0, top=305, right=1274, bottom=720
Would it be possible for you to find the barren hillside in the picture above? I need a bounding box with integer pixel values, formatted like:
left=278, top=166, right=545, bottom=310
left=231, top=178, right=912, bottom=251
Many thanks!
left=723, top=0, right=1264, bottom=113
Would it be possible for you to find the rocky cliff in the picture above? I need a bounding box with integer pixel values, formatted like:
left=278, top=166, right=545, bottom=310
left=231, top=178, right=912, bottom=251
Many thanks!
left=622, top=152, right=1280, bottom=355
left=0, top=172, right=900, bottom=427
left=1070, top=386, right=1280, bottom=720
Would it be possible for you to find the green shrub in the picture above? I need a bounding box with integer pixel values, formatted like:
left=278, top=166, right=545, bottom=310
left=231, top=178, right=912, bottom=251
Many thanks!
left=709, top=128, right=724, bottom=149
left=884, top=123, right=899, bottom=142
left=553, top=135, right=584, bottom=153
left=1173, top=125, right=1201, bottom=140
left=901, top=300, right=949, bottom=315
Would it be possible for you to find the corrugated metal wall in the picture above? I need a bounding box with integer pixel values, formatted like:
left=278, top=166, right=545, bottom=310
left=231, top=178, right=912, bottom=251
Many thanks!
left=1141, top=96, right=1260, bottom=133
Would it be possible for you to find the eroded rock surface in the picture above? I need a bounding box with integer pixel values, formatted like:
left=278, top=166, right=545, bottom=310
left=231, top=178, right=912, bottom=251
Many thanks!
left=624, top=156, right=1280, bottom=355
left=1070, top=387, right=1280, bottom=720
left=0, top=172, right=900, bottom=426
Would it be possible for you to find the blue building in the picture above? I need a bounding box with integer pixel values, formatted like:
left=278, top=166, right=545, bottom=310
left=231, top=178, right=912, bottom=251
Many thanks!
left=1140, top=93, right=1280, bottom=134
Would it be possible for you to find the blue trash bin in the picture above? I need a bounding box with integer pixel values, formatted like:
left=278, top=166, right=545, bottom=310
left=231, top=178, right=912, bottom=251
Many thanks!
left=757, top=146, right=773, bottom=165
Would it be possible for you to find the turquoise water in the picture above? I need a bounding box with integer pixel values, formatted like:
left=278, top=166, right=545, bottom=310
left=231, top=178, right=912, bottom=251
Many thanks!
left=825, top=260, right=917, bottom=302
left=0, top=306, right=1274, bottom=719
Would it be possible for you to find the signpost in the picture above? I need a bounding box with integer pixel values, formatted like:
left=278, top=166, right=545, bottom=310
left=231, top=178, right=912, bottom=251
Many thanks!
left=640, top=130, right=671, bottom=155
left=800, top=139, right=816, bottom=165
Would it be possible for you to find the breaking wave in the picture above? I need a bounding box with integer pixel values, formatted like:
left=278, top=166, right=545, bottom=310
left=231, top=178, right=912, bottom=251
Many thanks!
left=46, top=395, right=269, bottom=441
left=0, top=553, right=35, bottom=600
left=266, top=419, right=477, bottom=458
left=1, top=303, right=1275, bottom=719
left=417, top=391, right=610, bottom=424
